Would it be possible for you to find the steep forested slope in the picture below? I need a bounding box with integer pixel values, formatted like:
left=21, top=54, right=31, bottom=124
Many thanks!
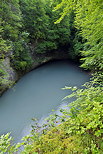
left=0, top=0, right=103, bottom=153
left=0, top=0, right=75, bottom=95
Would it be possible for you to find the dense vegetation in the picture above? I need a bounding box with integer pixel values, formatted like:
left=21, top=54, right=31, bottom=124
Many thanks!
left=0, top=0, right=74, bottom=91
left=0, top=0, right=103, bottom=153
left=0, top=0, right=73, bottom=72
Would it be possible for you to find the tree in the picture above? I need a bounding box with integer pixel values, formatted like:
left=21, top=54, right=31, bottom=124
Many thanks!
left=19, top=0, right=71, bottom=54
left=19, top=0, right=49, bottom=43
left=54, top=0, right=103, bottom=71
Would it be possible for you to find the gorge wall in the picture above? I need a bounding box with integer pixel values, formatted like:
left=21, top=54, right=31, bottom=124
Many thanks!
left=0, top=50, right=69, bottom=96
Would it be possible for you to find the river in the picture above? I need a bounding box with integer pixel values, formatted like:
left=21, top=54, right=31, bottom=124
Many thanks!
left=0, top=60, right=90, bottom=142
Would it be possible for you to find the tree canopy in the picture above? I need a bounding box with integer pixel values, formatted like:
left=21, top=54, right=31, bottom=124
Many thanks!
left=55, top=0, right=103, bottom=71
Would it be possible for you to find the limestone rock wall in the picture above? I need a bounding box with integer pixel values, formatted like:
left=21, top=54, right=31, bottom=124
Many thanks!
left=0, top=57, right=18, bottom=95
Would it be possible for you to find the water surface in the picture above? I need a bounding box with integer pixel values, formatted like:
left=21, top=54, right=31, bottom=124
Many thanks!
left=0, top=60, right=90, bottom=142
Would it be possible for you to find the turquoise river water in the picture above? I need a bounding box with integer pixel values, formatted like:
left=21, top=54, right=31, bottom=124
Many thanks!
left=0, top=60, right=90, bottom=142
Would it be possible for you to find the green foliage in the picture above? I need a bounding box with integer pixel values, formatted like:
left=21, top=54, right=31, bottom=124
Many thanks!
left=0, top=0, right=33, bottom=71
left=19, top=0, right=48, bottom=41
left=0, top=19, right=11, bottom=59
left=67, top=13, right=85, bottom=59
left=22, top=74, right=103, bottom=154
left=0, top=0, right=22, bottom=41
left=54, top=0, right=103, bottom=71
left=19, top=0, right=71, bottom=54
left=0, top=0, right=103, bottom=153
left=75, top=0, right=103, bottom=71
left=12, top=34, right=33, bottom=71
left=0, top=133, right=22, bottom=154
left=0, top=0, right=80, bottom=71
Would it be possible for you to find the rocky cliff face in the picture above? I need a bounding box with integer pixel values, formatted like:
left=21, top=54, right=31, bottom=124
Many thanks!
left=0, top=57, right=18, bottom=95
left=0, top=50, right=69, bottom=96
